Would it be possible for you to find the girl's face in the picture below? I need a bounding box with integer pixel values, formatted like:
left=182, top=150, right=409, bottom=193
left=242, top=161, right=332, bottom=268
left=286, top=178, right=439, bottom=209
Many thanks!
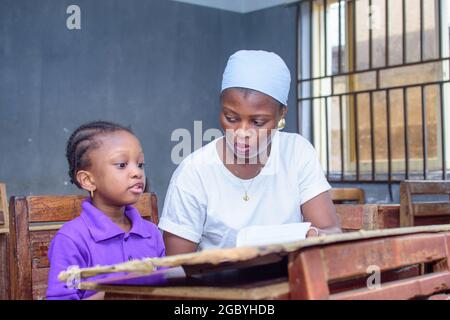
left=78, top=130, right=146, bottom=207
left=220, top=88, right=287, bottom=160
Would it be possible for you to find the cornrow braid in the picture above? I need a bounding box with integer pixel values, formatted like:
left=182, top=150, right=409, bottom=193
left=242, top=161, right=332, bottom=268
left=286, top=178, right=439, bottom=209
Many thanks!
left=66, top=121, right=133, bottom=188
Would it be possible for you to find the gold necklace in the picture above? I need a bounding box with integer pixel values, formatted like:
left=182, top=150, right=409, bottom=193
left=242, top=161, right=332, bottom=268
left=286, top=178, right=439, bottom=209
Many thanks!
left=234, top=167, right=262, bottom=201
left=239, top=178, right=255, bottom=201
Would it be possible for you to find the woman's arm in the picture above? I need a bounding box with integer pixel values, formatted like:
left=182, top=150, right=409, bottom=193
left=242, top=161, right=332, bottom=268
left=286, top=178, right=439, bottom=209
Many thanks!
left=163, top=231, right=198, bottom=256
left=301, top=190, right=342, bottom=237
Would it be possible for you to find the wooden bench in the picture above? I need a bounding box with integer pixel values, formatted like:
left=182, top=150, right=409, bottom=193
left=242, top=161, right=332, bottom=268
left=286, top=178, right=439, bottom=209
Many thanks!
left=0, top=183, right=9, bottom=300
left=400, top=180, right=450, bottom=227
left=330, top=188, right=365, bottom=204
left=8, top=192, right=159, bottom=300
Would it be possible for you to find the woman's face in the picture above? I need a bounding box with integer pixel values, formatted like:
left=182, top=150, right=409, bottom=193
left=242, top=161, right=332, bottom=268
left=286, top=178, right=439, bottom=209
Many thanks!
left=220, top=88, right=287, bottom=161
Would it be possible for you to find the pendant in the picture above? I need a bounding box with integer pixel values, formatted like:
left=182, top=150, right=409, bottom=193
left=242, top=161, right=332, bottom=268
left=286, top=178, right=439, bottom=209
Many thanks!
left=243, top=193, right=249, bottom=201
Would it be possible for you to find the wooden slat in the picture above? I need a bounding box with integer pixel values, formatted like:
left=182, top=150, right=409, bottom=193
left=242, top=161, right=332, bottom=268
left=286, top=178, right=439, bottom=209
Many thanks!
left=32, top=267, right=49, bottom=300
left=407, top=181, right=450, bottom=194
left=323, top=233, right=448, bottom=281
left=335, top=204, right=378, bottom=231
left=330, top=188, right=365, bottom=204
left=30, top=230, right=58, bottom=269
left=413, top=202, right=450, bottom=216
left=29, top=224, right=63, bottom=232
left=150, top=193, right=159, bottom=225
left=328, top=265, right=421, bottom=294
left=376, top=205, right=400, bottom=229
left=27, top=193, right=156, bottom=223
left=330, top=272, right=450, bottom=300
left=288, top=250, right=329, bottom=299
left=81, top=279, right=290, bottom=300
left=28, top=195, right=85, bottom=223
left=0, top=234, right=9, bottom=299
left=0, top=183, right=9, bottom=228
left=8, top=197, right=33, bottom=300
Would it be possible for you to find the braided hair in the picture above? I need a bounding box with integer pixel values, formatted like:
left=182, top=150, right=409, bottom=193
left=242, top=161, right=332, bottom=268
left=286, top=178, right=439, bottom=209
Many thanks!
left=66, top=121, right=133, bottom=188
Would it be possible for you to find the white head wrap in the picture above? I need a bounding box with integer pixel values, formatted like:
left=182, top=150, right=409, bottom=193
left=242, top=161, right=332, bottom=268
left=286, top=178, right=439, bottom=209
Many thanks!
left=221, top=50, right=291, bottom=106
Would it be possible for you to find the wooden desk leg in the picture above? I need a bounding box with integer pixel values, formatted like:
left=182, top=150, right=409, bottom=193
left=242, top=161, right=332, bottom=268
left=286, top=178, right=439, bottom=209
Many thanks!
left=288, top=250, right=329, bottom=300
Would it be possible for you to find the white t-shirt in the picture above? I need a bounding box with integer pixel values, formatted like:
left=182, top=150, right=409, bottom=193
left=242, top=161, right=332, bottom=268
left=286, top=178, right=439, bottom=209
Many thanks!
left=159, top=131, right=331, bottom=250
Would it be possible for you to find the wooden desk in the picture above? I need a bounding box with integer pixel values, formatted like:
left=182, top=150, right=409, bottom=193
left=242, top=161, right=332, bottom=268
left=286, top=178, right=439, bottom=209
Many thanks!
left=79, top=225, right=450, bottom=300
left=85, top=272, right=290, bottom=300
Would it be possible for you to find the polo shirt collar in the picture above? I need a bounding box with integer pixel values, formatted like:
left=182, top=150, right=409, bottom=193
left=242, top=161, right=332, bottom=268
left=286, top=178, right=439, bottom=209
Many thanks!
left=81, top=199, right=153, bottom=242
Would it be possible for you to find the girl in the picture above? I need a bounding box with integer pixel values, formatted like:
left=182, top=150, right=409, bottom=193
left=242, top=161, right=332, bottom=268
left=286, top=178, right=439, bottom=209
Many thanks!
left=159, top=50, right=341, bottom=255
left=46, top=121, right=165, bottom=300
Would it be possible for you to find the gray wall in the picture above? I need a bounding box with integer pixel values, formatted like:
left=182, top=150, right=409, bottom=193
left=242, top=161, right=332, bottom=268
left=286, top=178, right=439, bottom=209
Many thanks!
left=0, top=0, right=298, bottom=205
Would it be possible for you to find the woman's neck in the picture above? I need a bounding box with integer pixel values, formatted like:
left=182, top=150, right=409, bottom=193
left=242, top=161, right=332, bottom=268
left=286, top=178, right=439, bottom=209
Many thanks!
left=91, top=198, right=131, bottom=232
left=217, top=138, right=271, bottom=180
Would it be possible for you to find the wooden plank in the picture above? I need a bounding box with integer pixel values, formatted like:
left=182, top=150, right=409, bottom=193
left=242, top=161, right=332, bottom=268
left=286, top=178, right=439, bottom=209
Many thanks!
left=413, top=202, right=450, bottom=216
left=330, top=272, right=450, bottom=300
left=335, top=204, right=378, bottom=231
left=0, top=234, right=9, bottom=300
left=329, top=265, right=421, bottom=294
left=81, top=279, right=290, bottom=300
left=150, top=193, right=159, bottom=225
left=32, top=267, right=49, bottom=300
left=415, top=216, right=450, bottom=226
left=8, top=196, right=33, bottom=299
left=288, top=250, right=329, bottom=299
left=27, top=193, right=155, bottom=223
left=0, top=183, right=8, bottom=228
left=400, top=182, right=414, bottom=227
left=330, top=188, right=365, bottom=204
left=322, top=233, right=447, bottom=281
left=30, top=230, right=57, bottom=269
left=376, top=205, right=400, bottom=229
left=29, top=224, right=62, bottom=232
left=407, top=181, right=450, bottom=194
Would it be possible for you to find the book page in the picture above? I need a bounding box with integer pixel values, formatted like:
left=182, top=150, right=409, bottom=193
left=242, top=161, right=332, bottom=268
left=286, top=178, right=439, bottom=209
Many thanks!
left=236, top=222, right=312, bottom=247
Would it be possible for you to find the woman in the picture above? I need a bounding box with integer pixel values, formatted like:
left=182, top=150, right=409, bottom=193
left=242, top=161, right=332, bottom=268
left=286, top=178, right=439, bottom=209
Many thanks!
left=159, top=50, right=341, bottom=255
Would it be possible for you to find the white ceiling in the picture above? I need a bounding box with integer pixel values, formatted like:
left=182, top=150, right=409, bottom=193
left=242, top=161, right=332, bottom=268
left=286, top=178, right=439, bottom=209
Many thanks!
left=172, top=0, right=298, bottom=13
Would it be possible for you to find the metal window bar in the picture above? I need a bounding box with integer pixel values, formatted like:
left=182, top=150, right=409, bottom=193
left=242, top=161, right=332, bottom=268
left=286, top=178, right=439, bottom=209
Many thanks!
left=297, top=0, right=449, bottom=185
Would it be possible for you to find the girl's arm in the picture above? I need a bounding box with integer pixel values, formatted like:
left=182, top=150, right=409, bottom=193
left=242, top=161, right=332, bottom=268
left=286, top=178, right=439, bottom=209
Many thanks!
left=46, top=233, right=95, bottom=300
left=301, top=190, right=342, bottom=237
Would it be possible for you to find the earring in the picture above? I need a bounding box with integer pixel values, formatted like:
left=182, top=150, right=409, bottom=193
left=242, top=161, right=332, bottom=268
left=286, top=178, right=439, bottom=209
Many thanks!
left=90, top=190, right=94, bottom=198
left=277, top=118, right=286, bottom=130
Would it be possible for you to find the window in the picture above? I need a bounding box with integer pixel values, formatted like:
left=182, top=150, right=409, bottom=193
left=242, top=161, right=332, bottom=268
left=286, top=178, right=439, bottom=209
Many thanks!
left=297, top=0, right=450, bottom=183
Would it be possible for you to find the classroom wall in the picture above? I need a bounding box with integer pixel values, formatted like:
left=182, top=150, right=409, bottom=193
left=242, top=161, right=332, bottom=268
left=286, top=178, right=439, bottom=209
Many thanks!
left=0, top=0, right=298, bottom=204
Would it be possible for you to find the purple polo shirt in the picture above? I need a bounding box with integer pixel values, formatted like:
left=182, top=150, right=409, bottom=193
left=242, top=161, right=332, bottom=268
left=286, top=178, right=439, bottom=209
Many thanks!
left=46, top=199, right=165, bottom=300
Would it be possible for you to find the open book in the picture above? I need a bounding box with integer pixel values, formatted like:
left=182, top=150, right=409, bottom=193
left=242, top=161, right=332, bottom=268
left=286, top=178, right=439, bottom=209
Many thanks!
left=235, top=222, right=312, bottom=247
